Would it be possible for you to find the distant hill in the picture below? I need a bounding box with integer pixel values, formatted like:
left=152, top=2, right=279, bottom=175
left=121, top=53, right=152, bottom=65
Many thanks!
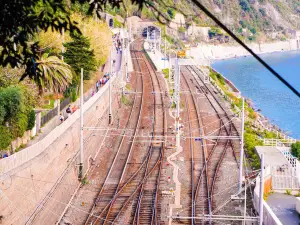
left=107, top=0, right=300, bottom=42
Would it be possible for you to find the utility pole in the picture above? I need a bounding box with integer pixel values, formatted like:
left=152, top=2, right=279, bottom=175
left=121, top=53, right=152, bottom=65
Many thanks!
left=259, top=154, right=264, bottom=225
left=175, top=56, right=181, bottom=149
left=79, top=68, right=84, bottom=180
left=238, top=98, right=245, bottom=193
left=130, top=20, right=132, bottom=42
left=61, top=28, right=65, bottom=61
left=168, top=53, right=171, bottom=83
left=109, top=50, right=113, bottom=124
left=164, top=37, right=166, bottom=69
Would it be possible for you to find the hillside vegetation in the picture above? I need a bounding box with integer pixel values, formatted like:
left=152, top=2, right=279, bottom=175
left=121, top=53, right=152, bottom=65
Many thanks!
left=0, top=2, right=111, bottom=151
left=111, top=0, right=299, bottom=42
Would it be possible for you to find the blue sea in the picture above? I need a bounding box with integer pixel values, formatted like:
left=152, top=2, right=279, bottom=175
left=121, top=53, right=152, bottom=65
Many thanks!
left=212, top=50, right=300, bottom=139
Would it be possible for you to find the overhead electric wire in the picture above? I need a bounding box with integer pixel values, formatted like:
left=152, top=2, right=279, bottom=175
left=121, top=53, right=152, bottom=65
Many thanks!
left=192, top=0, right=300, bottom=98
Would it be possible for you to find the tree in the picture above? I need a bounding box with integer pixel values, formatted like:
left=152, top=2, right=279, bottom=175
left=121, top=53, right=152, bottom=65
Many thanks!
left=0, top=126, right=12, bottom=150
left=62, top=33, right=97, bottom=80
left=291, top=142, right=300, bottom=159
left=239, top=0, right=250, bottom=12
left=0, top=86, right=35, bottom=146
left=167, top=8, right=176, bottom=19
left=34, top=53, right=73, bottom=94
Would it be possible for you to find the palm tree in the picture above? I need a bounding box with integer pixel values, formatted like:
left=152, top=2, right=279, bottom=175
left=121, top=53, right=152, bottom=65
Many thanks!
left=34, top=53, right=72, bottom=94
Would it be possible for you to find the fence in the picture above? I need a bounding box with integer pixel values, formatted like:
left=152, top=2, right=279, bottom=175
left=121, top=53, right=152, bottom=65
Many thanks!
left=41, top=106, right=58, bottom=127
left=60, top=98, right=71, bottom=111
left=0, top=71, right=121, bottom=175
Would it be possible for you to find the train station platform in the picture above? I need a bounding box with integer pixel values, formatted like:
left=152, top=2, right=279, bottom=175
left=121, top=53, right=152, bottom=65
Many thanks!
left=143, top=42, right=168, bottom=71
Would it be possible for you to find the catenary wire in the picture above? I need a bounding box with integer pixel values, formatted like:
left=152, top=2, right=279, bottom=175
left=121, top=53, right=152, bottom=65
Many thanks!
left=192, top=0, right=300, bottom=98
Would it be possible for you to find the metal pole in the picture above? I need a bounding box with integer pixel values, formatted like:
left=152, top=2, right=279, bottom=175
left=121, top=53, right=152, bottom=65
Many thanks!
left=126, top=31, right=129, bottom=83
left=176, top=57, right=181, bottom=149
left=238, top=97, right=245, bottom=193
left=109, top=50, right=112, bottom=124
left=130, top=20, right=132, bottom=41
left=259, top=154, right=264, bottom=225
left=61, top=28, right=65, bottom=61
left=79, top=68, right=84, bottom=180
left=164, top=37, right=166, bottom=69
left=168, top=53, right=171, bottom=83
left=243, top=180, right=247, bottom=225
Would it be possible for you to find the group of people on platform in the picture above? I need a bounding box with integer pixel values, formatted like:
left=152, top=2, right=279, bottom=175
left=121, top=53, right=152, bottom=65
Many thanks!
left=113, top=32, right=122, bottom=54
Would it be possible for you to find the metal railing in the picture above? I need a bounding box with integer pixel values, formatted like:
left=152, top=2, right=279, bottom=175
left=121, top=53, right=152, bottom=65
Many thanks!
left=60, top=98, right=71, bottom=111
left=41, top=107, right=58, bottom=127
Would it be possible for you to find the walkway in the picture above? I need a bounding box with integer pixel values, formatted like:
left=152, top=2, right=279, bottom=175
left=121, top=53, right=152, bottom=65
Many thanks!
left=25, top=47, right=122, bottom=148
left=267, top=193, right=300, bottom=225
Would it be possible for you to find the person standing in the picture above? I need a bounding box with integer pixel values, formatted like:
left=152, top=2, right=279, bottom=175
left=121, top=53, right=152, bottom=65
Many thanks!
left=59, top=113, right=64, bottom=123
left=66, top=105, right=72, bottom=118
left=96, top=81, right=99, bottom=92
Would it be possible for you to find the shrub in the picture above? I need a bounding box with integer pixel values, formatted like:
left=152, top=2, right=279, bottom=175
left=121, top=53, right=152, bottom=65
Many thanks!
left=239, top=20, right=247, bottom=28
left=291, top=142, right=300, bottom=159
left=0, top=126, right=12, bottom=149
left=259, top=8, right=266, bottom=16
left=162, top=68, right=169, bottom=78
left=167, top=8, right=176, bottom=19
left=178, top=26, right=186, bottom=34
left=71, top=88, right=77, bottom=102
left=27, top=110, right=35, bottom=130
left=285, top=189, right=292, bottom=195
left=240, top=0, right=250, bottom=12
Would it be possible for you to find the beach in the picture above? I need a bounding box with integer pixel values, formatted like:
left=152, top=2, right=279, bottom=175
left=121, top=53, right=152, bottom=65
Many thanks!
left=190, top=39, right=300, bottom=63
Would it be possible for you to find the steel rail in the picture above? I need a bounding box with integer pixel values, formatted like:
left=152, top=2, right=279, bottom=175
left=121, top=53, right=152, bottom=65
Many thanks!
left=84, top=42, right=144, bottom=225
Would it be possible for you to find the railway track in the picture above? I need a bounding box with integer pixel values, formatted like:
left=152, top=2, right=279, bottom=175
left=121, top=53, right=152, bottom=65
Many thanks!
left=85, top=39, right=166, bottom=225
left=84, top=41, right=145, bottom=225
left=177, top=65, right=240, bottom=223
left=180, top=74, right=209, bottom=225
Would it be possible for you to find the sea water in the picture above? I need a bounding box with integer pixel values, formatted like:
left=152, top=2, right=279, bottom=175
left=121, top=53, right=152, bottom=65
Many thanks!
left=212, top=50, right=300, bottom=138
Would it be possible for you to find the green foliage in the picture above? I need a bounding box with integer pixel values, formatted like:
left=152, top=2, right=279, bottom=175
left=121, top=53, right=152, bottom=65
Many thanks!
left=178, top=26, right=186, bottom=34
left=27, top=110, right=35, bottom=130
left=248, top=36, right=256, bottom=41
left=0, top=86, right=35, bottom=149
left=209, top=27, right=223, bottom=38
left=0, top=126, right=12, bottom=149
left=63, top=32, right=97, bottom=80
left=81, top=176, right=89, bottom=185
left=71, top=88, right=77, bottom=102
left=35, top=53, right=73, bottom=94
left=259, top=8, right=266, bottom=16
left=291, top=142, right=300, bottom=159
left=244, top=124, right=263, bottom=169
left=285, top=189, right=292, bottom=195
left=239, top=20, right=247, bottom=28
left=240, top=0, right=250, bottom=12
left=125, top=84, right=131, bottom=91
left=162, top=68, right=169, bottom=78
left=249, top=27, right=257, bottom=34
left=209, top=69, right=225, bottom=85
left=121, top=95, right=130, bottom=106
left=167, top=8, right=176, bottom=19
left=113, top=18, right=123, bottom=28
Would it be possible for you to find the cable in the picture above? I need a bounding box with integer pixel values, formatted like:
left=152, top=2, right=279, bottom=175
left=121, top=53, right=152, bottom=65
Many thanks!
left=6, top=183, right=115, bottom=224
left=192, top=0, right=300, bottom=98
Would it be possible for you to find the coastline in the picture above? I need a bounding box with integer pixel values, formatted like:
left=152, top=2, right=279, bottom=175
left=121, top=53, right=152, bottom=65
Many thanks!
left=189, top=40, right=300, bottom=140
left=190, top=39, right=300, bottom=62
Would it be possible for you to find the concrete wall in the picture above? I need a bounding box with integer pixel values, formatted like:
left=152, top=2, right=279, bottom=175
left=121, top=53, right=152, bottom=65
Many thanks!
left=254, top=176, right=283, bottom=225
left=0, top=69, right=124, bottom=176
left=0, top=68, right=124, bottom=224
